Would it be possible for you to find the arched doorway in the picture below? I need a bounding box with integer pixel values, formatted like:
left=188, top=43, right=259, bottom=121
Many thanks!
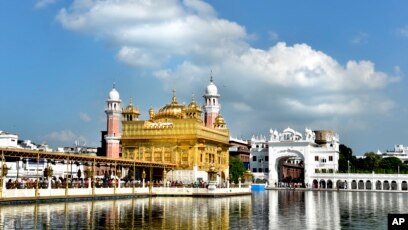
left=351, top=180, right=357, bottom=189
left=391, top=181, right=397, bottom=190
left=358, top=180, right=364, bottom=189
left=402, top=181, right=407, bottom=191
left=313, top=179, right=318, bottom=188
left=366, top=180, right=372, bottom=190
left=383, top=181, right=390, bottom=190
left=320, top=180, right=326, bottom=189
left=336, top=180, right=345, bottom=189
left=270, top=150, right=305, bottom=188
left=327, top=180, right=333, bottom=189
left=376, top=180, right=382, bottom=190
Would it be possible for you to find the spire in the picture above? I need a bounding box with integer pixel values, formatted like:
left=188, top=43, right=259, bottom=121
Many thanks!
left=129, top=97, right=133, bottom=106
left=191, top=93, right=196, bottom=103
left=113, top=82, right=116, bottom=89
left=210, top=70, right=213, bottom=82
left=172, top=89, right=177, bottom=104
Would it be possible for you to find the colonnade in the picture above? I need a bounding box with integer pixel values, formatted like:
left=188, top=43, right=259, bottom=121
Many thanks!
left=309, top=173, right=408, bottom=191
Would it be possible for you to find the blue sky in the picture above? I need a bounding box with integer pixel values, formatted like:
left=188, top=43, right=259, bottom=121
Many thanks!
left=1, top=0, right=408, bottom=155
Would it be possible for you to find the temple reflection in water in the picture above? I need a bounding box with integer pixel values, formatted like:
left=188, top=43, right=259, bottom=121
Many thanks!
left=2, top=191, right=408, bottom=229
left=0, top=196, right=252, bottom=229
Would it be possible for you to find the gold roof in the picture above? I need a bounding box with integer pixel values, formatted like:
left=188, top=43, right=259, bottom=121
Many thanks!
left=215, top=114, right=226, bottom=125
left=154, top=90, right=185, bottom=119
left=123, top=97, right=140, bottom=115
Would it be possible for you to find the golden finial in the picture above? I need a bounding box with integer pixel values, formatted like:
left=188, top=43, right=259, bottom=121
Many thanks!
left=191, top=93, right=196, bottom=102
left=172, top=89, right=177, bottom=103
left=129, top=97, right=133, bottom=106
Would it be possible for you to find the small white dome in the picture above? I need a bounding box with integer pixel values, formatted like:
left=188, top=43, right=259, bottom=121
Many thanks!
left=205, top=82, right=218, bottom=95
left=109, top=87, right=120, bottom=100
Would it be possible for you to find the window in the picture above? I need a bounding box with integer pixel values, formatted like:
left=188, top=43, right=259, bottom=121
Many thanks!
left=315, top=156, right=319, bottom=161
left=329, top=156, right=333, bottom=161
left=258, top=168, right=263, bottom=172
left=253, top=156, right=257, bottom=162
left=328, top=169, right=333, bottom=173
left=265, top=168, right=269, bottom=172
left=265, top=156, right=269, bottom=161
left=252, top=168, right=257, bottom=172
left=315, top=169, right=320, bottom=173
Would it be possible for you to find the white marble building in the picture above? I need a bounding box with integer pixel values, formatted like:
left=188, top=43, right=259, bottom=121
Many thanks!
left=250, top=128, right=340, bottom=187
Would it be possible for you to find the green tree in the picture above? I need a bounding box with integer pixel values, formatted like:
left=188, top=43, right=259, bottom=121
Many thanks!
left=338, top=144, right=356, bottom=172
left=229, top=156, right=246, bottom=183
left=379, top=157, right=404, bottom=173
left=362, top=152, right=381, bottom=171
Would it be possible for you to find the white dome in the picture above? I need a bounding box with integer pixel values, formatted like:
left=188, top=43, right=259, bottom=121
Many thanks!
left=108, top=87, right=120, bottom=100
left=205, top=82, right=218, bottom=95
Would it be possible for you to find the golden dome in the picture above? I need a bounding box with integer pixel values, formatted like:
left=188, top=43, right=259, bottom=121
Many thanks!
left=215, top=114, right=226, bottom=124
left=187, top=94, right=202, bottom=112
left=156, top=90, right=185, bottom=119
left=123, top=98, right=140, bottom=114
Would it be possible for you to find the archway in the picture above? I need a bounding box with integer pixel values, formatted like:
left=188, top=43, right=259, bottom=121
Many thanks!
left=319, top=180, right=326, bottom=189
left=402, top=181, right=407, bottom=191
left=358, top=180, right=364, bottom=189
left=366, top=180, right=372, bottom=190
left=376, top=180, right=382, bottom=190
left=327, top=180, right=333, bottom=189
left=269, top=150, right=305, bottom=188
left=336, top=180, right=345, bottom=189
left=313, top=179, right=318, bottom=188
left=351, top=180, right=357, bottom=189
left=391, top=181, right=397, bottom=190
left=383, top=180, right=390, bottom=190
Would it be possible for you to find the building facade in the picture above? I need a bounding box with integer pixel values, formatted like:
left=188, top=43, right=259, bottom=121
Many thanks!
left=250, top=128, right=340, bottom=187
left=119, top=78, right=230, bottom=184
left=229, top=138, right=250, bottom=169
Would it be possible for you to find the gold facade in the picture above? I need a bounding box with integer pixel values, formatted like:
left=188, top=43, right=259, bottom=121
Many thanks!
left=121, top=92, right=229, bottom=178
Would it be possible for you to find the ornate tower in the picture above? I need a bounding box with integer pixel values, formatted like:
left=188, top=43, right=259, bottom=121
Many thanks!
left=203, top=74, right=220, bottom=128
left=105, top=84, right=121, bottom=158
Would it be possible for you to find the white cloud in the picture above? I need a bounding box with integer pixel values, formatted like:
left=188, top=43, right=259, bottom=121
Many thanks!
left=35, top=0, right=57, bottom=9
left=45, top=130, right=86, bottom=144
left=351, top=32, right=368, bottom=44
left=79, top=112, right=91, bottom=122
left=56, top=0, right=398, bottom=137
left=232, top=102, right=253, bottom=112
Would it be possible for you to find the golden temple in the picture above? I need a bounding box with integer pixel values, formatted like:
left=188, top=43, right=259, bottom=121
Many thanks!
left=119, top=82, right=230, bottom=183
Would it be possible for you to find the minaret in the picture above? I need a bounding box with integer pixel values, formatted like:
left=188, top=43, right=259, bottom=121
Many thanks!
left=203, top=73, right=220, bottom=128
left=105, top=84, right=121, bottom=158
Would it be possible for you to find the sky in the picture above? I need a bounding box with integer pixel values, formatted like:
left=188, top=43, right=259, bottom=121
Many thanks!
left=1, top=0, right=408, bottom=156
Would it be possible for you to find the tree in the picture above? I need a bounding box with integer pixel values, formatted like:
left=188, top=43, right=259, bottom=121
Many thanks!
left=229, top=156, right=246, bottom=183
left=338, top=144, right=356, bottom=172
left=379, top=157, right=404, bottom=173
left=362, top=152, right=381, bottom=171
